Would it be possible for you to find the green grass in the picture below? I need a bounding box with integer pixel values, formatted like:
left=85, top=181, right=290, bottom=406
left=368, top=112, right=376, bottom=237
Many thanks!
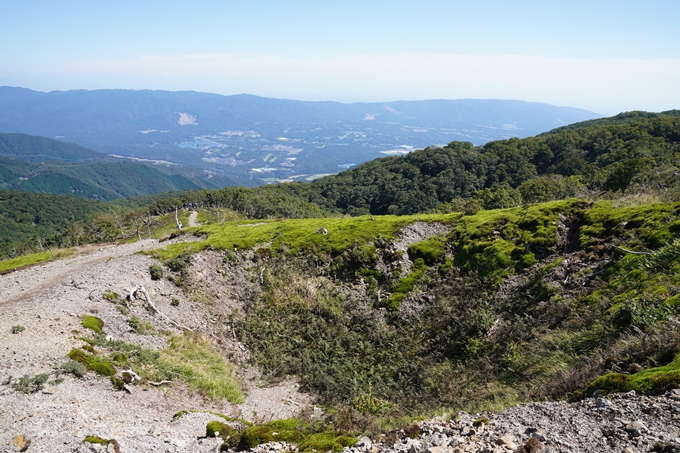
left=384, top=258, right=428, bottom=310
left=453, top=199, right=584, bottom=278
left=153, top=213, right=459, bottom=261
left=158, top=334, right=243, bottom=402
left=579, top=201, right=680, bottom=249
left=68, top=348, right=116, bottom=376
left=211, top=418, right=358, bottom=453
left=82, top=436, right=111, bottom=446
left=408, top=236, right=447, bottom=265
left=68, top=332, right=243, bottom=402
left=0, top=249, right=75, bottom=273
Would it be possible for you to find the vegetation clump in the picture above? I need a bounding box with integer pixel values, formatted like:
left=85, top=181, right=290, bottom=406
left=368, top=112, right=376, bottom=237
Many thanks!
left=11, top=325, right=25, bottom=334
left=71, top=333, right=243, bottom=402
left=208, top=418, right=357, bottom=453
left=80, top=315, right=104, bottom=334
left=149, top=264, right=163, bottom=280
left=127, top=316, right=155, bottom=335
left=586, top=353, right=680, bottom=396
left=60, top=359, right=87, bottom=378
left=10, top=373, right=49, bottom=394
left=68, top=348, right=116, bottom=377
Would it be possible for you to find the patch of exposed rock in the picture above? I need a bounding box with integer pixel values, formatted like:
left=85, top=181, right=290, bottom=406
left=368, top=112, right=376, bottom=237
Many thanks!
left=339, top=391, right=680, bottom=453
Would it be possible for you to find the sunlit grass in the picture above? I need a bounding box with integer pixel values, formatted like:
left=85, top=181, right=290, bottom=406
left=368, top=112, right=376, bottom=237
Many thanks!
left=0, top=249, right=75, bottom=273
left=159, top=334, right=244, bottom=402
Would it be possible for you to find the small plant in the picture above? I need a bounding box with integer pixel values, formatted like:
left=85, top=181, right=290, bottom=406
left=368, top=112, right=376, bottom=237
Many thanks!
left=171, top=297, right=180, bottom=307
left=11, top=325, right=25, bottom=334
left=206, top=420, right=232, bottom=438
left=405, top=424, right=421, bottom=439
left=102, top=290, right=119, bottom=302
left=473, top=417, right=489, bottom=427
left=127, top=316, right=155, bottom=335
left=60, top=359, right=87, bottom=378
left=149, top=264, right=163, bottom=281
left=173, top=410, right=189, bottom=421
left=12, top=373, right=49, bottom=394
left=82, top=436, right=120, bottom=452
left=223, top=250, right=238, bottom=263
left=81, top=315, right=104, bottom=334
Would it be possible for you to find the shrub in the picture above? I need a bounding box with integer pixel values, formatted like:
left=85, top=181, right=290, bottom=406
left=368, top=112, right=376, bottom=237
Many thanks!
left=168, top=252, right=192, bottom=273
left=171, top=297, right=180, bottom=307
left=149, top=264, right=163, bottom=280
left=102, top=290, right=119, bottom=302
left=60, top=360, right=87, bottom=378
left=206, top=420, right=231, bottom=438
left=127, top=316, right=155, bottom=335
left=11, top=373, right=49, bottom=394
left=11, top=325, right=25, bottom=334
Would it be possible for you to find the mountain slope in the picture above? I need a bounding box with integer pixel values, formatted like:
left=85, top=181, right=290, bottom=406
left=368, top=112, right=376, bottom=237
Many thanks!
left=0, top=133, right=259, bottom=200
left=0, top=156, right=221, bottom=200
left=0, top=132, right=105, bottom=162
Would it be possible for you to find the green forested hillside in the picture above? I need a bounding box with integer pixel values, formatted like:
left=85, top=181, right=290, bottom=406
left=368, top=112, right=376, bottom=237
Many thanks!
left=127, top=111, right=680, bottom=217
left=286, top=111, right=680, bottom=214
left=0, top=133, right=105, bottom=162
left=0, top=191, right=115, bottom=257
left=0, top=157, right=221, bottom=200
left=3, top=110, right=679, bottom=262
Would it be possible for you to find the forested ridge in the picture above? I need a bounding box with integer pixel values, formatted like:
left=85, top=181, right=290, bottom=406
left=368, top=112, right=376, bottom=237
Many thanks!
left=288, top=110, right=680, bottom=214
left=139, top=110, right=680, bottom=216
left=0, top=132, right=105, bottom=162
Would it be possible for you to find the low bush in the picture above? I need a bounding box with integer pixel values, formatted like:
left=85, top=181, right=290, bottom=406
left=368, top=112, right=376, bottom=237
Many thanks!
left=149, top=264, right=163, bottom=280
left=11, top=373, right=49, bottom=394
left=60, top=359, right=87, bottom=378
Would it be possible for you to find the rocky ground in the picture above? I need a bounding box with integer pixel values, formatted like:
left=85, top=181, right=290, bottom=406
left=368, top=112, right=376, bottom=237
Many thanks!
left=2, top=233, right=680, bottom=453
left=0, top=238, right=313, bottom=453
left=337, top=391, right=680, bottom=453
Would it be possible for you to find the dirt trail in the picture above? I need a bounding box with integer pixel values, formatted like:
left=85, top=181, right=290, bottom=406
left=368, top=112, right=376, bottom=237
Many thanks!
left=187, top=211, right=199, bottom=228
left=0, top=238, right=313, bottom=453
left=0, top=239, right=156, bottom=308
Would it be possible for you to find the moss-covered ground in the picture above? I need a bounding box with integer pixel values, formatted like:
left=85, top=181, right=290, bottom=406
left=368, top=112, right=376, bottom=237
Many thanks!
left=204, top=417, right=357, bottom=453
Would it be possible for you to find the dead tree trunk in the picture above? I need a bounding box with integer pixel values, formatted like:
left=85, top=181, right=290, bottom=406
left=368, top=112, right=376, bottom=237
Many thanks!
left=130, top=285, right=192, bottom=332
left=175, top=208, right=182, bottom=230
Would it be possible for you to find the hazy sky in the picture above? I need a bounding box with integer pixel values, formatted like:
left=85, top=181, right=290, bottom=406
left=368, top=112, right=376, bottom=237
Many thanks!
left=1, top=0, right=679, bottom=114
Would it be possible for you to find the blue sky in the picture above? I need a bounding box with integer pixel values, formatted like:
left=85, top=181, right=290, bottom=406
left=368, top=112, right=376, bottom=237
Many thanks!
left=1, top=0, right=679, bottom=114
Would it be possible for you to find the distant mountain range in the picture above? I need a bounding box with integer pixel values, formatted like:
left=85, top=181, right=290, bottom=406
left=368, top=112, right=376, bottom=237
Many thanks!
left=0, top=87, right=602, bottom=184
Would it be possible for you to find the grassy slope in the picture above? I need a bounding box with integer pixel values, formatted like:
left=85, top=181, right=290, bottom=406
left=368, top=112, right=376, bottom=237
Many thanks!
left=153, top=199, right=680, bottom=418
